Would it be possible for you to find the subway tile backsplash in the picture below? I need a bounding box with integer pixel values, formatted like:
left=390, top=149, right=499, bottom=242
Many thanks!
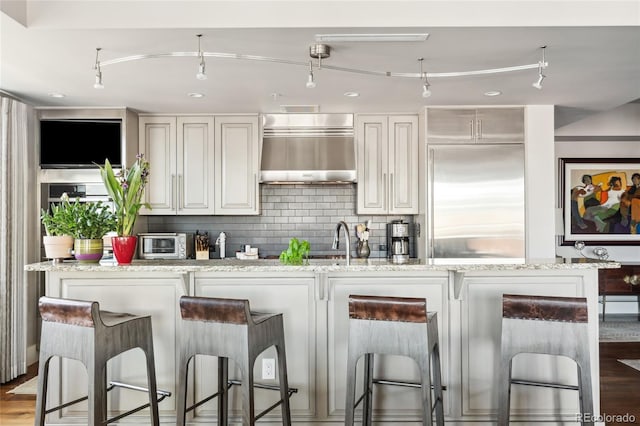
left=147, top=184, right=413, bottom=258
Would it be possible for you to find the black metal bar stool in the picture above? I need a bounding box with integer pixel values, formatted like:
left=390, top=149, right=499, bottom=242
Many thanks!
left=176, top=296, right=296, bottom=426
left=344, top=295, right=445, bottom=426
left=35, top=296, right=170, bottom=426
left=498, top=294, right=594, bottom=426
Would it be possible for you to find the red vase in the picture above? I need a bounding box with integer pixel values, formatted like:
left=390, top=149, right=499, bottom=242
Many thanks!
left=112, top=236, right=138, bottom=265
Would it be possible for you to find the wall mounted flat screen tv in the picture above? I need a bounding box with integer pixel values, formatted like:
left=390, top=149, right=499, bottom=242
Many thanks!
left=40, top=119, right=122, bottom=168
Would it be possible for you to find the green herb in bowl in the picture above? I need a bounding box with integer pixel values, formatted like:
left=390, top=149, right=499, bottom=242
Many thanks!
left=279, top=238, right=311, bottom=265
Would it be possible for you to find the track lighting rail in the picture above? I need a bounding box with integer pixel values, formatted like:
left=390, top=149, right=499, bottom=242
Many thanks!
left=93, top=36, right=548, bottom=92
left=97, top=50, right=547, bottom=80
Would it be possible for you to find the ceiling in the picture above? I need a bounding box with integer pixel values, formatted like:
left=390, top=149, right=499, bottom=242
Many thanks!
left=1, top=1, right=639, bottom=128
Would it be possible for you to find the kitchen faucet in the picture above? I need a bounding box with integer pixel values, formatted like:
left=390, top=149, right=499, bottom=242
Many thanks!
left=332, top=221, right=351, bottom=266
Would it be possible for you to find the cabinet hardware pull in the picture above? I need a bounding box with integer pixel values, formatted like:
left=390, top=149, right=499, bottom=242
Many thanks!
left=390, top=173, right=394, bottom=212
left=171, top=174, right=176, bottom=210
left=469, top=120, right=474, bottom=140
left=477, top=119, right=483, bottom=140
left=383, top=173, right=387, bottom=211
left=178, top=175, right=183, bottom=210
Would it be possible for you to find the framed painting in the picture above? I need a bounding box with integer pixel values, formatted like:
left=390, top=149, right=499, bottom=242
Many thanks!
left=561, top=158, right=640, bottom=245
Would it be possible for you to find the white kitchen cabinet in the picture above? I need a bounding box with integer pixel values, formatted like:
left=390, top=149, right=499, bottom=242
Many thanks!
left=139, top=116, right=214, bottom=215
left=427, top=107, right=524, bottom=144
left=356, top=115, right=419, bottom=214
left=214, top=116, right=260, bottom=215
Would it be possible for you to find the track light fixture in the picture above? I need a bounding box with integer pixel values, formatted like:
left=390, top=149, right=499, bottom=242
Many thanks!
left=306, top=61, right=316, bottom=89
left=92, top=36, right=550, bottom=93
left=418, top=58, right=431, bottom=98
left=532, top=46, right=547, bottom=90
left=93, top=48, right=104, bottom=89
left=196, top=34, right=207, bottom=81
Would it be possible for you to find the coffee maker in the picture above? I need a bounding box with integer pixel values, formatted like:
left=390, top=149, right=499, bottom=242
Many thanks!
left=387, top=220, right=411, bottom=264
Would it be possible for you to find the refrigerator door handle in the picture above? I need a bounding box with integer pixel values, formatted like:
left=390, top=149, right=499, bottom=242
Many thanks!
left=428, top=149, right=435, bottom=259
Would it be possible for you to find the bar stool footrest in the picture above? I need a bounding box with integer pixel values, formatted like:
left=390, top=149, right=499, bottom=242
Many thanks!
left=372, top=378, right=447, bottom=391
left=186, top=379, right=298, bottom=419
left=511, top=378, right=579, bottom=391
left=44, top=381, right=171, bottom=422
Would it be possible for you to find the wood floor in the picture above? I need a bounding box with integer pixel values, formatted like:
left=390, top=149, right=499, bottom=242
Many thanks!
left=2, top=344, right=640, bottom=425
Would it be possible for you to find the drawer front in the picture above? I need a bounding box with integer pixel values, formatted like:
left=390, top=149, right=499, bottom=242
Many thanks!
left=599, top=265, right=640, bottom=294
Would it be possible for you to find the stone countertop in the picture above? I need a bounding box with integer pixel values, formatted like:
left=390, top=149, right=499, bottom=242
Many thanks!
left=24, top=257, right=620, bottom=273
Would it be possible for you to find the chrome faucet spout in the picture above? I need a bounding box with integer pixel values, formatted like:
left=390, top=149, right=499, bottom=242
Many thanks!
left=333, top=221, right=351, bottom=265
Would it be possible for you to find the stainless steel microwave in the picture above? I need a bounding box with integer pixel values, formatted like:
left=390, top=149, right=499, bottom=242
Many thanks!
left=138, top=233, right=194, bottom=260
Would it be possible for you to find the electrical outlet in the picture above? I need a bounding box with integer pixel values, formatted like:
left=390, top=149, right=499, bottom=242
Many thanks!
left=262, top=358, right=275, bottom=380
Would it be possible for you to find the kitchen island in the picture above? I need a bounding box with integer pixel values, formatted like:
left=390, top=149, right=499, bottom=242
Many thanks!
left=25, top=258, right=617, bottom=425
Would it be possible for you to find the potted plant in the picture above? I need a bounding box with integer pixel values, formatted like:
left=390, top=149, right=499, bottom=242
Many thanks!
left=99, top=154, right=150, bottom=264
left=40, top=194, right=75, bottom=262
left=66, top=199, right=117, bottom=263
left=279, top=238, right=311, bottom=265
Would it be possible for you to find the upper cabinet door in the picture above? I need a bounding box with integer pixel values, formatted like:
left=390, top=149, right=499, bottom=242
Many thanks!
left=139, top=116, right=177, bottom=215
left=214, top=116, right=260, bottom=215
left=426, top=109, right=476, bottom=144
left=356, top=115, right=389, bottom=214
left=475, top=107, right=525, bottom=144
left=177, top=117, right=215, bottom=215
left=389, top=115, right=419, bottom=214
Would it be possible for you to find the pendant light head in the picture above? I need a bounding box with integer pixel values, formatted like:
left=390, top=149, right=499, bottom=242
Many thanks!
left=422, top=82, right=432, bottom=98
left=93, top=48, right=104, bottom=89
left=306, top=61, right=316, bottom=88
left=418, top=58, right=431, bottom=98
left=532, top=72, right=545, bottom=90
left=195, top=34, right=207, bottom=81
left=532, top=46, right=547, bottom=90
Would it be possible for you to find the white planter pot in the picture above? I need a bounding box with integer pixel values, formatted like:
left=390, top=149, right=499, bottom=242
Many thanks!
left=43, top=235, right=74, bottom=261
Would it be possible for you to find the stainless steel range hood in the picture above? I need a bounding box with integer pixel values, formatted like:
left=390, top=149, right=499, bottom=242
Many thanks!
left=260, top=113, right=355, bottom=183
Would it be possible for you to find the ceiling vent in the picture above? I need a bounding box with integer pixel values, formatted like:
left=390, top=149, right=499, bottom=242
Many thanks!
left=280, top=105, right=320, bottom=113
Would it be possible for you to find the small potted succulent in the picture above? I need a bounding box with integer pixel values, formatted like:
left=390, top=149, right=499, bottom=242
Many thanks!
left=40, top=194, right=75, bottom=262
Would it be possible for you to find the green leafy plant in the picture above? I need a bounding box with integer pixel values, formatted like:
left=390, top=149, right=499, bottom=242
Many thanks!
left=99, top=154, right=150, bottom=236
left=66, top=200, right=117, bottom=239
left=279, top=238, right=311, bottom=265
left=40, top=195, right=75, bottom=236
left=41, top=193, right=116, bottom=239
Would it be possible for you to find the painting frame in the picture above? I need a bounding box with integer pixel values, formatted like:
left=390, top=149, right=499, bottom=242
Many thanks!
left=560, top=158, right=640, bottom=245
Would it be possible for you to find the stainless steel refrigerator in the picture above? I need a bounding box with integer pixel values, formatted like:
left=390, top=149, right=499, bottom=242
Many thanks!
left=427, top=144, right=525, bottom=260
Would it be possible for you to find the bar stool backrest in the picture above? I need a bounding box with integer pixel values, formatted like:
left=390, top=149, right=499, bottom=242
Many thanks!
left=39, top=296, right=98, bottom=328
left=180, top=296, right=250, bottom=325
left=502, top=294, right=588, bottom=323
left=348, top=295, right=427, bottom=323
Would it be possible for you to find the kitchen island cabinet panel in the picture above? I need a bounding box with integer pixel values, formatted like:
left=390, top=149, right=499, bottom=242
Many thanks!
left=459, top=270, right=599, bottom=422
left=325, top=273, right=450, bottom=423
left=193, top=273, right=317, bottom=422
left=26, top=260, right=611, bottom=425
left=43, top=271, right=188, bottom=424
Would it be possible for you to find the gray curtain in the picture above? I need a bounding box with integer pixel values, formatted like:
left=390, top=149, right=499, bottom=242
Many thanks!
left=0, top=96, right=29, bottom=383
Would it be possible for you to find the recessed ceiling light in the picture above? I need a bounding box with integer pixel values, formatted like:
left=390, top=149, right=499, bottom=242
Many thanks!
left=187, top=92, right=204, bottom=98
left=48, top=92, right=65, bottom=98
left=344, top=92, right=360, bottom=97
left=484, top=91, right=502, bottom=97
left=315, top=33, right=429, bottom=42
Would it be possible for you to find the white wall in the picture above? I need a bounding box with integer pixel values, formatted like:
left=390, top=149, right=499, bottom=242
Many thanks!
left=525, top=105, right=556, bottom=258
